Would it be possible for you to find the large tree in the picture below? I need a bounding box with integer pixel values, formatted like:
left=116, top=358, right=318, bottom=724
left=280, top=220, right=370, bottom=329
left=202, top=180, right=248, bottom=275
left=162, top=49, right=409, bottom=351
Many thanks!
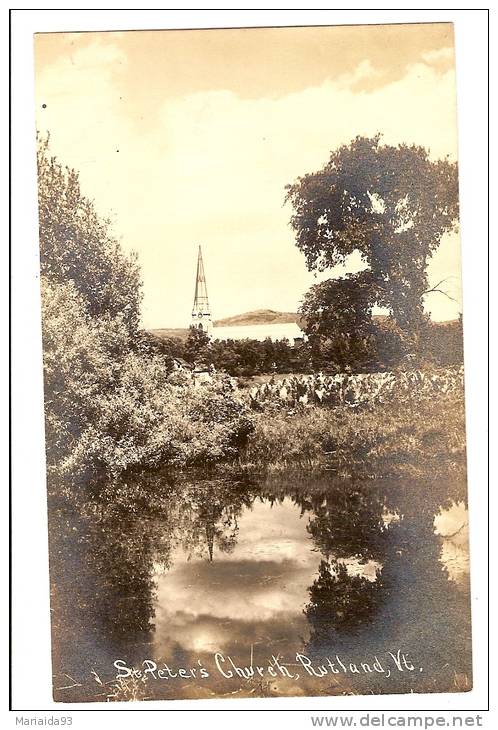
left=37, top=134, right=142, bottom=334
left=286, top=135, right=459, bottom=337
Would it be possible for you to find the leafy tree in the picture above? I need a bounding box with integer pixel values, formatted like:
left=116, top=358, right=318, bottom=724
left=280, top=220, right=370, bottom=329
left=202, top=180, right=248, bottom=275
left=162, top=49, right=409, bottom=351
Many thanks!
left=41, top=276, right=128, bottom=483
left=286, top=135, right=459, bottom=338
left=184, top=325, right=211, bottom=365
left=300, top=271, right=377, bottom=372
left=132, top=330, right=186, bottom=366
left=37, top=134, right=142, bottom=333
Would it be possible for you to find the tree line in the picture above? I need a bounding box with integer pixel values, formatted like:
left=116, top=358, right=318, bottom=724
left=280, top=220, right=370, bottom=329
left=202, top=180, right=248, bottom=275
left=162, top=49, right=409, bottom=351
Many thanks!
left=147, top=316, right=463, bottom=378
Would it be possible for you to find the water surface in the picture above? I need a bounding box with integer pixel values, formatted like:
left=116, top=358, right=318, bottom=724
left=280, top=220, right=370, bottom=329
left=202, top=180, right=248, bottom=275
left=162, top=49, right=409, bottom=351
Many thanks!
left=49, top=472, right=471, bottom=702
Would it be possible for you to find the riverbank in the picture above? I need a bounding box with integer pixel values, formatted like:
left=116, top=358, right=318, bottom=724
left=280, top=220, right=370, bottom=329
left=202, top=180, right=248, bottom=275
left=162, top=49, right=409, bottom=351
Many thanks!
left=45, top=359, right=466, bottom=507
left=239, top=389, right=466, bottom=478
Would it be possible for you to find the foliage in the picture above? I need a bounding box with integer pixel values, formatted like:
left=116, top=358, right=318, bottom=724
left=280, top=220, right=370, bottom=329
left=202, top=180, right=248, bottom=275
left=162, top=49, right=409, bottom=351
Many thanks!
left=37, top=134, right=142, bottom=334
left=209, top=337, right=310, bottom=376
left=247, top=366, right=464, bottom=411
left=184, top=325, right=212, bottom=364
left=300, top=272, right=378, bottom=371
left=242, top=386, right=466, bottom=478
left=43, top=275, right=254, bottom=491
left=420, top=316, right=464, bottom=367
left=41, top=277, right=128, bottom=484
left=287, top=135, right=459, bottom=339
left=152, top=329, right=312, bottom=377
left=152, top=317, right=463, bottom=377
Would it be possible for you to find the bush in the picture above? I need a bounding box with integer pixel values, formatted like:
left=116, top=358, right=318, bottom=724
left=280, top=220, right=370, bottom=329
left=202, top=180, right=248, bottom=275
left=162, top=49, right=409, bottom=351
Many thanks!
left=41, top=276, right=128, bottom=484
left=42, top=277, right=254, bottom=494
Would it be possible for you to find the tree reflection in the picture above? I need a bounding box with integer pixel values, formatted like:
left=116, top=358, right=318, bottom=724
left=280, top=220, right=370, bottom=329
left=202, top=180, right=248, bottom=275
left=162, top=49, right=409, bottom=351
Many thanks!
left=294, top=474, right=471, bottom=695
left=49, top=479, right=177, bottom=701
left=306, top=485, right=389, bottom=562
left=50, top=474, right=259, bottom=699
left=305, top=559, right=384, bottom=641
left=287, top=480, right=389, bottom=644
left=171, top=479, right=255, bottom=562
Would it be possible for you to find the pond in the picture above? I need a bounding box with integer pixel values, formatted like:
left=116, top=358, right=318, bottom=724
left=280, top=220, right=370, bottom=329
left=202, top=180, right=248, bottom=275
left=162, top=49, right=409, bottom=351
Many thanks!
left=48, top=471, right=471, bottom=702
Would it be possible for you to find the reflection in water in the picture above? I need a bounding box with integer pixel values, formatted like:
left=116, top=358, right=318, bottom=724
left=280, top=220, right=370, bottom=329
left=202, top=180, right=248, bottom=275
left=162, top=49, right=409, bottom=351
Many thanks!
left=434, top=501, right=470, bottom=586
left=49, top=472, right=471, bottom=702
left=154, top=499, right=315, bottom=662
left=305, top=559, right=384, bottom=639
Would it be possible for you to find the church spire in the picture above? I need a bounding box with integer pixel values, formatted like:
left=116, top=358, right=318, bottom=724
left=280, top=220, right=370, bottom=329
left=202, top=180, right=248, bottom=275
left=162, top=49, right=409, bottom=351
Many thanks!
left=191, top=245, right=212, bottom=335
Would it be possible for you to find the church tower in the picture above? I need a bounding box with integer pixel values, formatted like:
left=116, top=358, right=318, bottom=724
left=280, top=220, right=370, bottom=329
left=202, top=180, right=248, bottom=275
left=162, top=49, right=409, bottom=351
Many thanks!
left=191, top=245, right=212, bottom=336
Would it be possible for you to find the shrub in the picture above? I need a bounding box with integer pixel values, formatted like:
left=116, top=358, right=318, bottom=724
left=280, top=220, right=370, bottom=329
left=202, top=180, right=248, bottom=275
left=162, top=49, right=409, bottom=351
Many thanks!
left=42, top=278, right=254, bottom=497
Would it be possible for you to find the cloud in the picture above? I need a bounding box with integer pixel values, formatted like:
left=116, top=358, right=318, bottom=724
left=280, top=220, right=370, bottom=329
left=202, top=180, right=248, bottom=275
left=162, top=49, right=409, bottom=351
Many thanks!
left=334, top=59, right=383, bottom=90
left=422, top=46, right=454, bottom=64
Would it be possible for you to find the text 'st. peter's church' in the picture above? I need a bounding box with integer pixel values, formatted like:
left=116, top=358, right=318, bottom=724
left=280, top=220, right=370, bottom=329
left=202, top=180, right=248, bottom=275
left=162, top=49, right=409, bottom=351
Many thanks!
left=191, top=245, right=213, bottom=336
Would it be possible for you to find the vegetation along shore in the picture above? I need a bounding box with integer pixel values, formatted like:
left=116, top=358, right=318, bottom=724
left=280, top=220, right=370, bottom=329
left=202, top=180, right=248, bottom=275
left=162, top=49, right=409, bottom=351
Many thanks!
left=38, top=133, right=465, bottom=507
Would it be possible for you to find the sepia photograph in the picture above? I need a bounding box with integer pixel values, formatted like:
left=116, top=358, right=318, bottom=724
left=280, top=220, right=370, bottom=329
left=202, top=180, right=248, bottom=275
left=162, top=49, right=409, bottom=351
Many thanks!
left=32, top=22, right=471, bottom=704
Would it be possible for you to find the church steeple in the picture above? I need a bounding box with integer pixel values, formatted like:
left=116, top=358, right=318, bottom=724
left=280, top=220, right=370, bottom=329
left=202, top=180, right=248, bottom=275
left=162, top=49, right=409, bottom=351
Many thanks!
left=191, top=245, right=212, bottom=335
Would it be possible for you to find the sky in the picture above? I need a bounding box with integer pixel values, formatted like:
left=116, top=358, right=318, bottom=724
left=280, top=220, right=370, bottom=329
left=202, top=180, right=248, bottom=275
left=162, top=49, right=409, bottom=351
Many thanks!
left=34, top=23, right=463, bottom=328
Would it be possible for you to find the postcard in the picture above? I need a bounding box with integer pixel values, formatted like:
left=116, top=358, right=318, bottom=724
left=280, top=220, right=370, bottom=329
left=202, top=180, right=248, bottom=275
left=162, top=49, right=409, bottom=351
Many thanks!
left=34, top=23, right=470, bottom=703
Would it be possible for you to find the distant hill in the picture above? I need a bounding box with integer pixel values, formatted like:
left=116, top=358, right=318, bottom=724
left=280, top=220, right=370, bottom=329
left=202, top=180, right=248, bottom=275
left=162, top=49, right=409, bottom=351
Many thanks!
left=148, top=313, right=460, bottom=342
left=214, top=309, right=303, bottom=327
